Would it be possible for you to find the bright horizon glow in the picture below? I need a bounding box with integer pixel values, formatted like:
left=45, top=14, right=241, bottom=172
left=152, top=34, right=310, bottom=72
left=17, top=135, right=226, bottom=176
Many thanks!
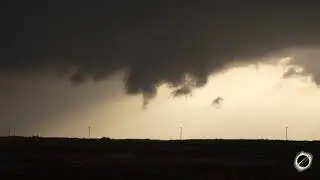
left=39, top=57, right=320, bottom=141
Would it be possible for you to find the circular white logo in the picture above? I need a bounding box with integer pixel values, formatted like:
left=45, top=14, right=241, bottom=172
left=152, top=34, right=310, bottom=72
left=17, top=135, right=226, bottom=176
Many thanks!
left=293, top=151, right=313, bottom=172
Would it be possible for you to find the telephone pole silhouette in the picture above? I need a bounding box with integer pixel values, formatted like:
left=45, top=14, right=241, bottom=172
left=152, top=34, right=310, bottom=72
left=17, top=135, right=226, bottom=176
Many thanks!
left=88, top=126, right=91, bottom=139
left=285, top=126, right=288, bottom=140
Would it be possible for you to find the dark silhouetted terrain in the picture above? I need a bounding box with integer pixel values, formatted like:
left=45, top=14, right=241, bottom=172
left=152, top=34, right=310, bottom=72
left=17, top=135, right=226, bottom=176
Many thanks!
left=1, top=137, right=319, bottom=179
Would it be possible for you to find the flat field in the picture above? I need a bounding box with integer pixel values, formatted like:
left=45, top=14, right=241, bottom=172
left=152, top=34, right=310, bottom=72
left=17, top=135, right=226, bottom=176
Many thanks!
left=0, top=137, right=319, bottom=179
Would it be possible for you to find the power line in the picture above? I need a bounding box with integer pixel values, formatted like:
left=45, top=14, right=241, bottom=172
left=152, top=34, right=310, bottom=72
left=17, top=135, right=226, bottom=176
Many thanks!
left=88, top=126, right=91, bottom=139
left=285, top=126, right=288, bottom=141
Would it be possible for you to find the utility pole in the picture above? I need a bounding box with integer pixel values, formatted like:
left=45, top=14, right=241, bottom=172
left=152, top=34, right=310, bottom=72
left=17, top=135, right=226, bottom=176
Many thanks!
left=179, top=126, right=182, bottom=140
left=8, top=126, right=11, bottom=136
left=88, top=126, right=91, bottom=139
left=285, top=126, right=288, bottom=141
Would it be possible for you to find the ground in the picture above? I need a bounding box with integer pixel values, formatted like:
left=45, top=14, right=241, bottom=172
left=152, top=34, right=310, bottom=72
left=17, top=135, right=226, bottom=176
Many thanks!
left=0, top=137, right=319, bottom=179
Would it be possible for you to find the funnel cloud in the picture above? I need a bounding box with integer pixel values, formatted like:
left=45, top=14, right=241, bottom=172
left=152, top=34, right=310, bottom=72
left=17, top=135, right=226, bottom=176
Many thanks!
left=3, top=2, right=320, bottom=105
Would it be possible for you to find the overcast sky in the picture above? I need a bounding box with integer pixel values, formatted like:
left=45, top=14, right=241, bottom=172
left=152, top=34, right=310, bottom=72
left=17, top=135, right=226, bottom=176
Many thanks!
left=2, top=1, right=320, bottom=140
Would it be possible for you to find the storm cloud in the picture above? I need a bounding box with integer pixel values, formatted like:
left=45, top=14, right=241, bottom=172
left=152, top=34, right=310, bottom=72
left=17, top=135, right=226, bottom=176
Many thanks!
left=3, top=1, right=320, bottom=105
left=280, top=48, right=320, bottom=84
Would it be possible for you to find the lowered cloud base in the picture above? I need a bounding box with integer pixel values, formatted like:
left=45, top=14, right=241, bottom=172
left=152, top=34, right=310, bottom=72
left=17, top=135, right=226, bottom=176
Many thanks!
left=2, top=1, right=320, bottom=106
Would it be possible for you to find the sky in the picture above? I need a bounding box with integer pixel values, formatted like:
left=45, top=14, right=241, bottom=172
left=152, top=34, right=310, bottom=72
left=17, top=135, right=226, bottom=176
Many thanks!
left=2, top=1, right=320, bottom=140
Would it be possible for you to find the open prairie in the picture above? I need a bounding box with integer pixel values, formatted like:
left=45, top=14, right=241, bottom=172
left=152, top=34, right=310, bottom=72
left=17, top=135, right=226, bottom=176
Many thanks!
left=0, top=137, right=319, bottom=179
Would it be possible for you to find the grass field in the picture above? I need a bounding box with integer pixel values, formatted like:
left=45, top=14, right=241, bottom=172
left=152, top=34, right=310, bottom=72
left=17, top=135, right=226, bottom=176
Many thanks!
left=0, top=137, right=319, bottom=179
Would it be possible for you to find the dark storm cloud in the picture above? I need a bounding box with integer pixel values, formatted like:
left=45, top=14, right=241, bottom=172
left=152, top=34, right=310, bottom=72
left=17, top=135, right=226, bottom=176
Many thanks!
left=281, top=48, right=320, bottom=84
left=3, top=1, right=320, bottom=105
left=282, top=67, right=302, bottom=79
